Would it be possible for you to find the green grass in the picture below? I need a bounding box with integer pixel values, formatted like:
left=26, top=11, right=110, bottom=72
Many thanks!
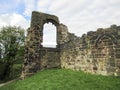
left=0, top=69, right=120, bottom=90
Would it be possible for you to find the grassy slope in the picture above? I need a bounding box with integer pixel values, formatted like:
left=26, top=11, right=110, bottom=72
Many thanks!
left=0, top=69, right=120, bottom=90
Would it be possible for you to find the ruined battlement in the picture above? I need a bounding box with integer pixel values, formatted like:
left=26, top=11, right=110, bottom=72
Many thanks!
left=21, top=11, right=120, bottom=78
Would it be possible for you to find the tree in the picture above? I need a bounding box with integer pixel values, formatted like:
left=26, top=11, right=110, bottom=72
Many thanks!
left=0, top=26, right=25, bottom=80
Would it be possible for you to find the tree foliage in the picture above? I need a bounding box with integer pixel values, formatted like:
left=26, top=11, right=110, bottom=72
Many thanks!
left=0, top=26, right=25, bottom=80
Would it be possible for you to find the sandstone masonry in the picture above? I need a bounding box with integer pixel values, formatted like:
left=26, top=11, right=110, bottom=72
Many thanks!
left=21, top=11, right=120, bottom=78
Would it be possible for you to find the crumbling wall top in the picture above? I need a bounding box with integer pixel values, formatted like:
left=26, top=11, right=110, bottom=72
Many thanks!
left=31, top=11, right=60, bottom=27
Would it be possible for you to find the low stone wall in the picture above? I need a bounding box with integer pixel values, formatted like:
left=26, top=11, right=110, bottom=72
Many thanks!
left=60, top=25, right=120, bottom=76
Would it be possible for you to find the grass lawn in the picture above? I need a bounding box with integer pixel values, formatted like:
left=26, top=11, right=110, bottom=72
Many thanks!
left=0, top=69, right=120, bottom=90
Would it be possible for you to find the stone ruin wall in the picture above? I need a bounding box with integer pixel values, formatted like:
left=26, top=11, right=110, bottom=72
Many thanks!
left=21, top=11, right=62, bottom=78
left=60, top=25, right=120, bottom=76
left=21, top=11, right=120, bottom=78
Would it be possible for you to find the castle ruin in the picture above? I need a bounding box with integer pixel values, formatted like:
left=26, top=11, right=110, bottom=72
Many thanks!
left=21, top=11, right=120, bottom=78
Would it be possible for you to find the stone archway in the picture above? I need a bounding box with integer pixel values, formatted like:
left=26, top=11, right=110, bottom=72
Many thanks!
left=95, top=33, right=117, bottom=47
left=94, top=34, right=116, bottom=75
left=21, top=11, right=61, bottom=78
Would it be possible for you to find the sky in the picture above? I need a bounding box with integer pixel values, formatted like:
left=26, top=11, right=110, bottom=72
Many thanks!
left=0, top=0, right=120, bottom=46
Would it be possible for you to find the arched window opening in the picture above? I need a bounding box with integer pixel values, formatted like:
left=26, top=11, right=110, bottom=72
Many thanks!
left=42, top=23, right=57, bottom=48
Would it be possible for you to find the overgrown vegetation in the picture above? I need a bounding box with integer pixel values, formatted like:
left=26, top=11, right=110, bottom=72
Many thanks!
left=0, top=69, right=120, bottom=90
left=0, top=26, right=25, bottom=82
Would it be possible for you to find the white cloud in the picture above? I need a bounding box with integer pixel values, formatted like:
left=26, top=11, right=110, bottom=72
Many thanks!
left=41, top=0, right=120, bottom=36
left=0, top=13, right=29, bottom=29
left=0, top=0, right=120, bottom=38
left=23, top=0, right=36, bottom=16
